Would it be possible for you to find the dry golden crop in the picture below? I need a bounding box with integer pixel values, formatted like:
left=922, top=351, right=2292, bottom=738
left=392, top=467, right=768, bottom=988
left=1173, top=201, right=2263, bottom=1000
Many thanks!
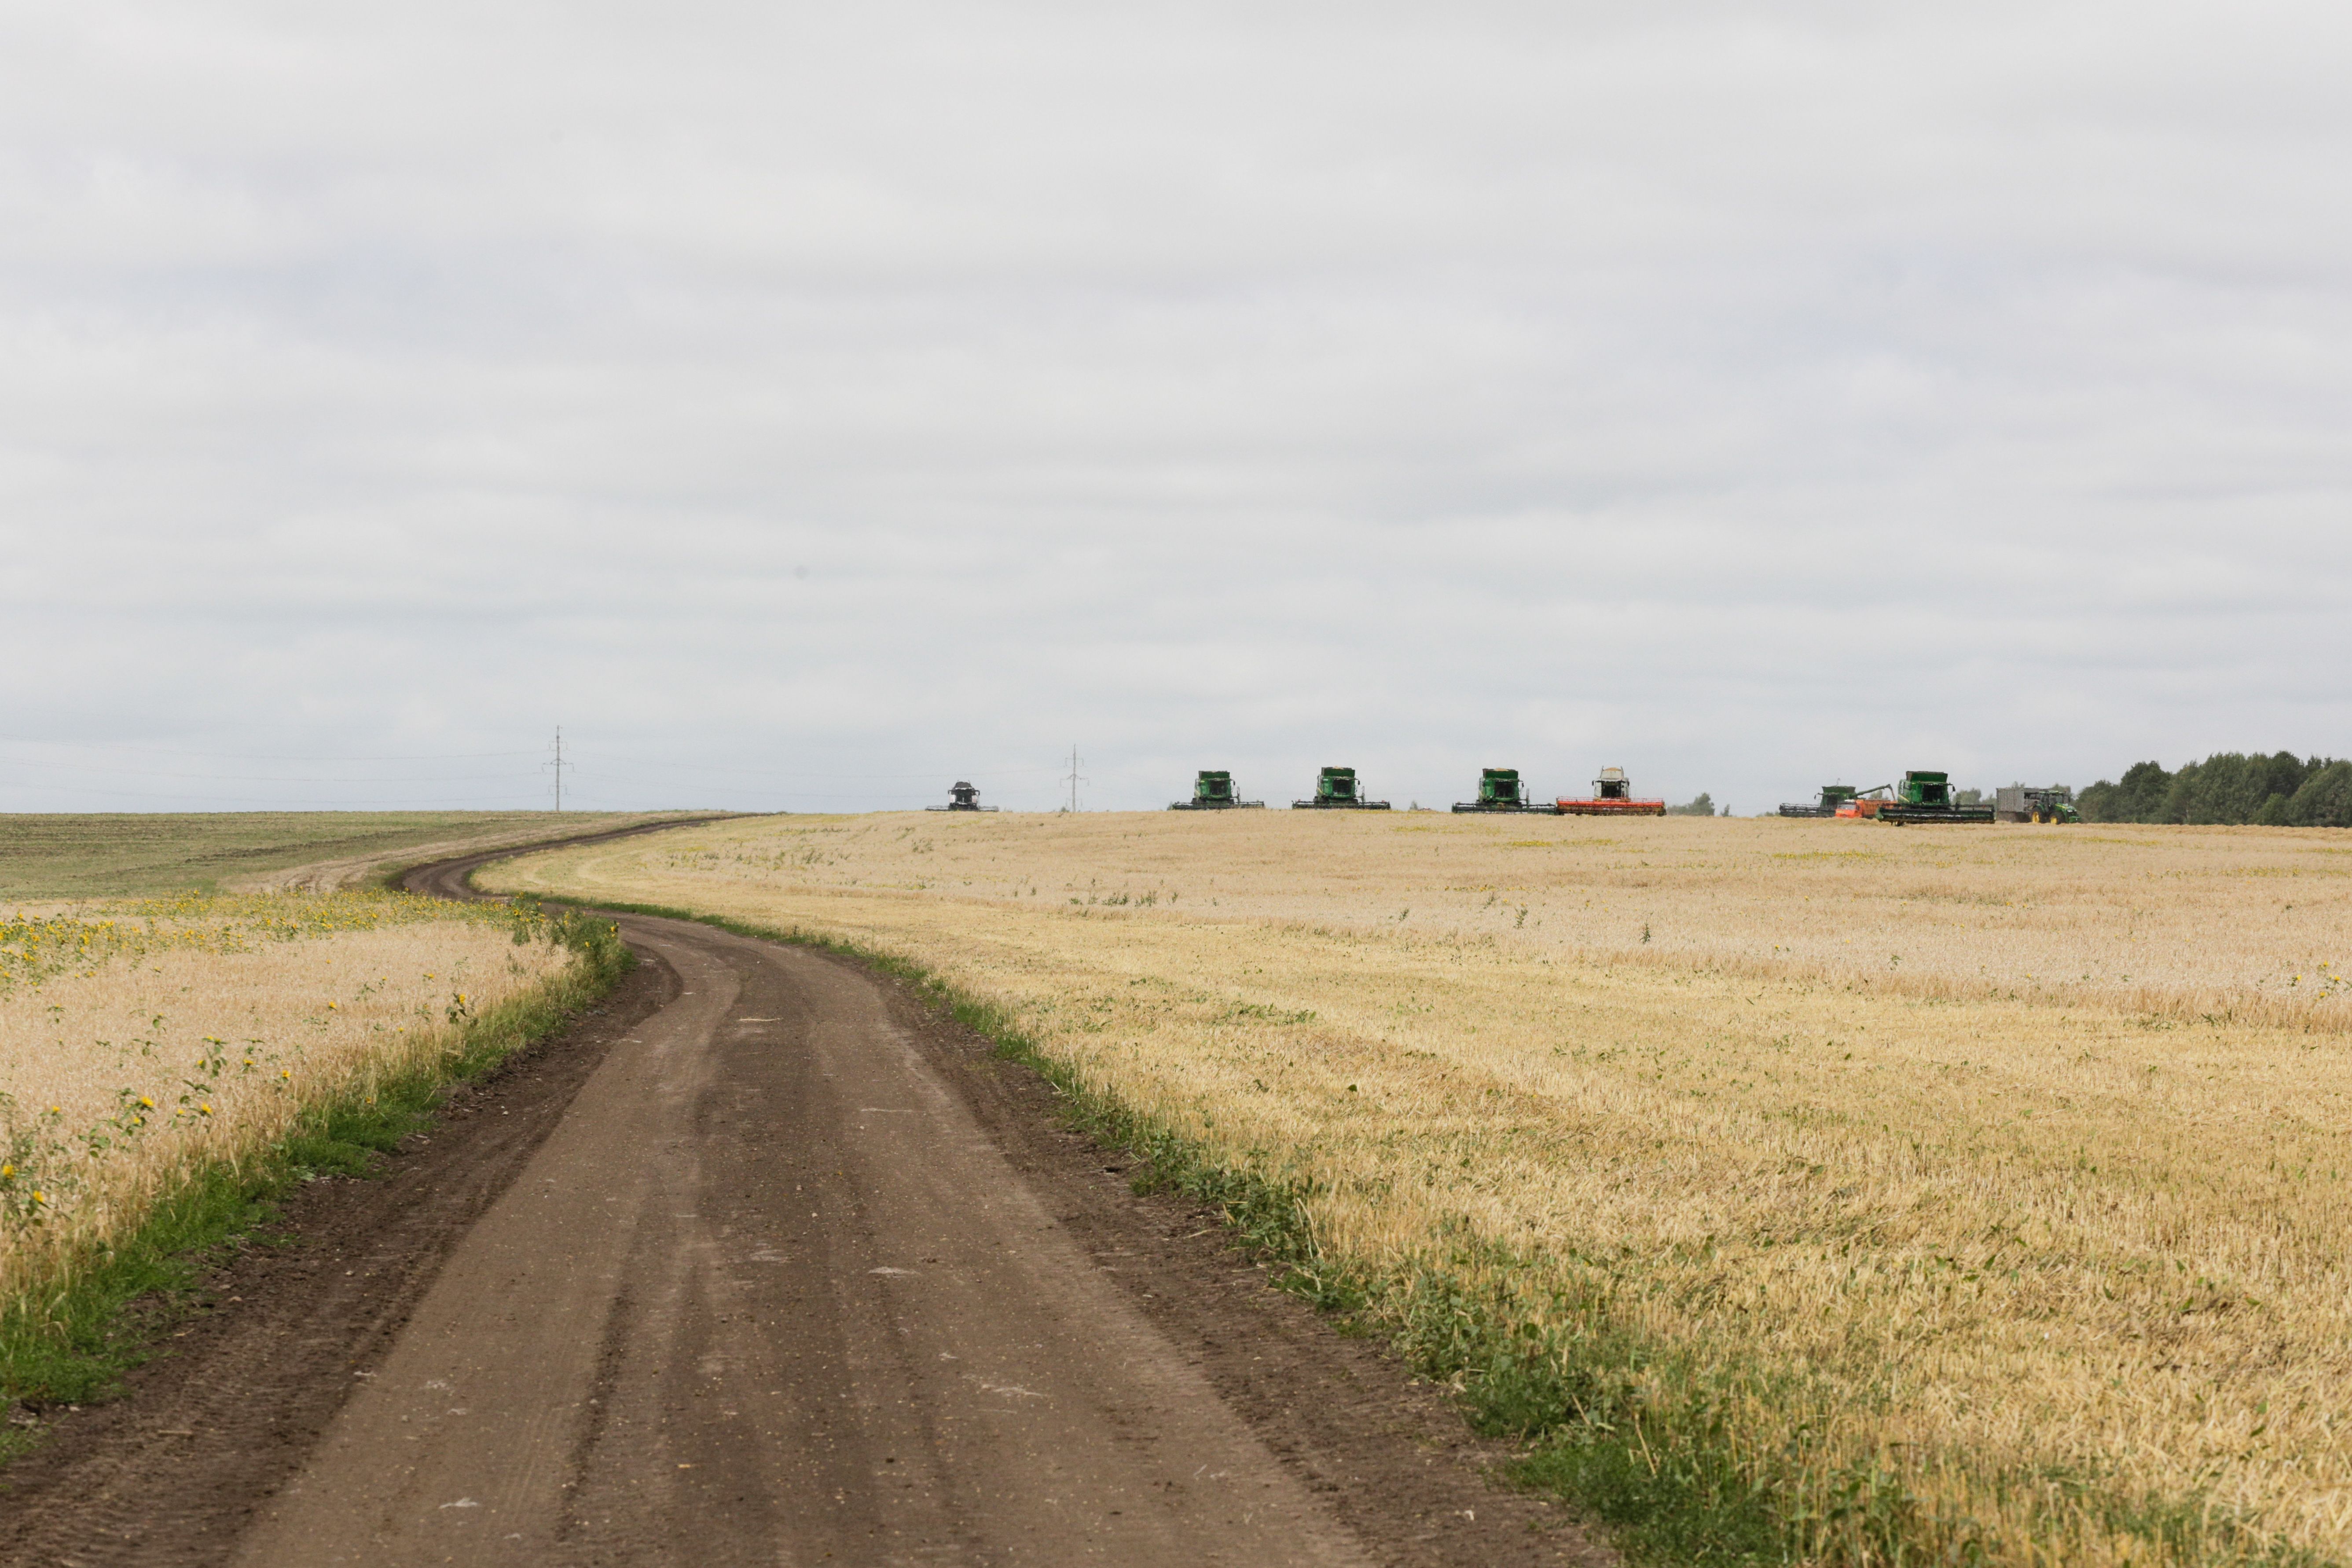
left=0, top=809, right=689, bottom=900
left=0, top=890, right=575, bottom=1293
left=489, top=811, right=2352, bottom=1566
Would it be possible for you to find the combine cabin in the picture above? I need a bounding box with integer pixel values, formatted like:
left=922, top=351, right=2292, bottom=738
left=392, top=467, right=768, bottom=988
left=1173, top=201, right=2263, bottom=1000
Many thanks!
left=1878, top=771, right=1994, bottom=825
left=927, top=781, right=999, bottom=812
left=1452, top=767, right=1548, bottom=813
left=1170, top=771, right=1266, bottom=810
left=1293, top=766, right=1392, bottom=810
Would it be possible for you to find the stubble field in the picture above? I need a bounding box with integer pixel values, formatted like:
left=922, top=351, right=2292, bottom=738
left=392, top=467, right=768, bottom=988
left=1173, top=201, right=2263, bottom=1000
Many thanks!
left=0, top=893, right=586, bottom=1305
left=490, top=810, right=2352, bottom=1566
left=0, top=809, right=697, bottom=900
left=0, top=810, right=673, bottom=1322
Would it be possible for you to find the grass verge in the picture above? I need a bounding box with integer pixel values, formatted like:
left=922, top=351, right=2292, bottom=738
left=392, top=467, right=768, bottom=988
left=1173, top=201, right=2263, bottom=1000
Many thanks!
left=549, top=895, right=2322, bottom=1568
left=545, top=898, right=1779, bottom=1560
left=0, top=916, right=632, bottom=1458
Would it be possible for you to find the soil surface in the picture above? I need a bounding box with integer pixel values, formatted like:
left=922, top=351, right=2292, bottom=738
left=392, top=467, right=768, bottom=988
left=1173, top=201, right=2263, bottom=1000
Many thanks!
left=0, top=837, right=1611, bottom=1567
left=225, top=813, right=728, bottom=894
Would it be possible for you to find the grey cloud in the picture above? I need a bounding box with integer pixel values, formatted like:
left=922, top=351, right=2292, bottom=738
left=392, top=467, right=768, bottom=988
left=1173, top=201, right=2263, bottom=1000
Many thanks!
left=2, top=2, right=2347, bottom=815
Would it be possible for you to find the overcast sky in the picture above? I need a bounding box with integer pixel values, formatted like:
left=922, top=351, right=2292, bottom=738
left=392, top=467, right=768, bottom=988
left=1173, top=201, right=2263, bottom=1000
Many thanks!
left=3, top=2, right=2347, bottom=815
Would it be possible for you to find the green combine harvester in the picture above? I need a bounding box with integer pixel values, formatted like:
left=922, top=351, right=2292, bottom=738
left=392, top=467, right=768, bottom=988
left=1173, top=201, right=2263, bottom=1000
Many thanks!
left=926, top=780, right=999, bottom=812
left=1777, top=784, right=1859, bottom=818
left=1879, top=771, right=1995, bottom=825
left=1452, top=767, right=1547, bottom=813
left=1168, top=770, right=1265, bottom=810
left=1292, top=766, right=1391, bottom=810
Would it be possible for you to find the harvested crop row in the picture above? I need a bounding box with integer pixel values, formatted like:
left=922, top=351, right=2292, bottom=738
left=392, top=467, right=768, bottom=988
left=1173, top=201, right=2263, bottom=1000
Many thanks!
left=656, top=809, right=2352, bottom=1032
left=490, top=812, right=2352, bottom=1567
left=0, top=809, right=685, bottom=900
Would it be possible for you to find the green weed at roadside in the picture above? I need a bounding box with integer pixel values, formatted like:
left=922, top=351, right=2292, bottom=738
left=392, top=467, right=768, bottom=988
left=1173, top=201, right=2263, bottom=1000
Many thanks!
left=548, top=892, right=2332, bottom=1568
left=0, top=927, right=632, bottom=1451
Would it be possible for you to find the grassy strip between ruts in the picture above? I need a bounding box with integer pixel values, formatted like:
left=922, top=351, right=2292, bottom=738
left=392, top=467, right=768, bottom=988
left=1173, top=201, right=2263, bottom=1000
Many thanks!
left=0, top=912, right=632, bottom=1458
left=562, top=896, right=2329, bottom=1568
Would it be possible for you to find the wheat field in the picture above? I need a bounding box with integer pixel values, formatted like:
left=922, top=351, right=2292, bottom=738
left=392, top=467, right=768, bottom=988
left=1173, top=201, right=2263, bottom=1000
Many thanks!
left=490, top=811, right=2352, bottom=1565
left=0, top=810, right=690, bottom=900
left=0, top=891, right=576, bottom=1293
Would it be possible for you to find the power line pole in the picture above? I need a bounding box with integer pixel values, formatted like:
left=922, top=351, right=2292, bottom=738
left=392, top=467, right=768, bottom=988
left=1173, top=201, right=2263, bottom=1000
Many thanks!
left=547, top=726, right=573, bottom=811
left=1064, top=745, right=1085, bottom=813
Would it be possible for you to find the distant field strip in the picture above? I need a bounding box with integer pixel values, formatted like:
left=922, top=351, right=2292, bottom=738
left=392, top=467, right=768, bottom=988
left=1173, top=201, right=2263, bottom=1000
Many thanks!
left=0, top=810, right=691, bottom=900
left=0, top=890, right=581, bottom=1297
left=492, top=813, right=2352, bottom=1566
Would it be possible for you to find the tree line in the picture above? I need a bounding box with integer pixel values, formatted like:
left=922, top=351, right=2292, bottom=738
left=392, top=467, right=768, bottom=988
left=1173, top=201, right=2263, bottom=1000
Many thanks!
left=2077, top=752, right=2352, bottom=827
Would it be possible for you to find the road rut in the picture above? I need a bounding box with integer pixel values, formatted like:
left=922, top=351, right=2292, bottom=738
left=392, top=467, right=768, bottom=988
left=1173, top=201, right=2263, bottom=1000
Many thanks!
left=235, top=914, right=1368, bottom=1566
left=0, top=835, right=1605, bottom=1567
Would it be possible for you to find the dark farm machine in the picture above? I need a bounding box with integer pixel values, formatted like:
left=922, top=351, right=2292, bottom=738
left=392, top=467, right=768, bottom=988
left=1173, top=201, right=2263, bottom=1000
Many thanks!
left=1292, top=766, right=1391, bottom=810
left=1874, top=771, right=1994, bottom=825
left=1556, top=766, right=1666, bottom=817
left=1452, top=767, right=1549, bottom=813
left=1169, top=770, right=1266, bottom=810
left=1996, top=785, right=2079, bottom=824
left=927, top=781, right=1000, bottom=812
left=1778, top=784, right=1860, bottom=818
left=1779, top=773, right=1991, bottom=824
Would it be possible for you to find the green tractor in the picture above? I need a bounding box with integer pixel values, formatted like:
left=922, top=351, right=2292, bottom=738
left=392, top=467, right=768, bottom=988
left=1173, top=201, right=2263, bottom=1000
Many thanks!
left=1879, top=771, right=1995, bottom=825
left=2027, top=788, right=2080, bottom=825
left=1995, top=785, right=2080, bottom=824
left=1168, top=770, right=1266, bottom=810
left=1292, top=766, right=1391, bottom=810
left=1778, top=784, right=1859, bottom=819
left=1452, top=767, right=1547, bottom=813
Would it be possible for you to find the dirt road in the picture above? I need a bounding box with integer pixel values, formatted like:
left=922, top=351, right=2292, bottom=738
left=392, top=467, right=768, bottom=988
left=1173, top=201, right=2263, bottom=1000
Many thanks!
left=0, top=838, right=1603, bottom=1567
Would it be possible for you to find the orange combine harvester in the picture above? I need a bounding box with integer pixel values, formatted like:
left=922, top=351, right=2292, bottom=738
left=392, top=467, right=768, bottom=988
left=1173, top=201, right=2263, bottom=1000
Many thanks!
left=1556, top=766, right=1667, bottom=816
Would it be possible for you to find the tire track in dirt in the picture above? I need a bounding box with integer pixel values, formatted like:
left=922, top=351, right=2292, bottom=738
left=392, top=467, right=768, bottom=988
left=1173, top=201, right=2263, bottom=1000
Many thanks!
left=0, top=941, right=678, bottom=1565
left=1, top=830, right=1611, bottom=1567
